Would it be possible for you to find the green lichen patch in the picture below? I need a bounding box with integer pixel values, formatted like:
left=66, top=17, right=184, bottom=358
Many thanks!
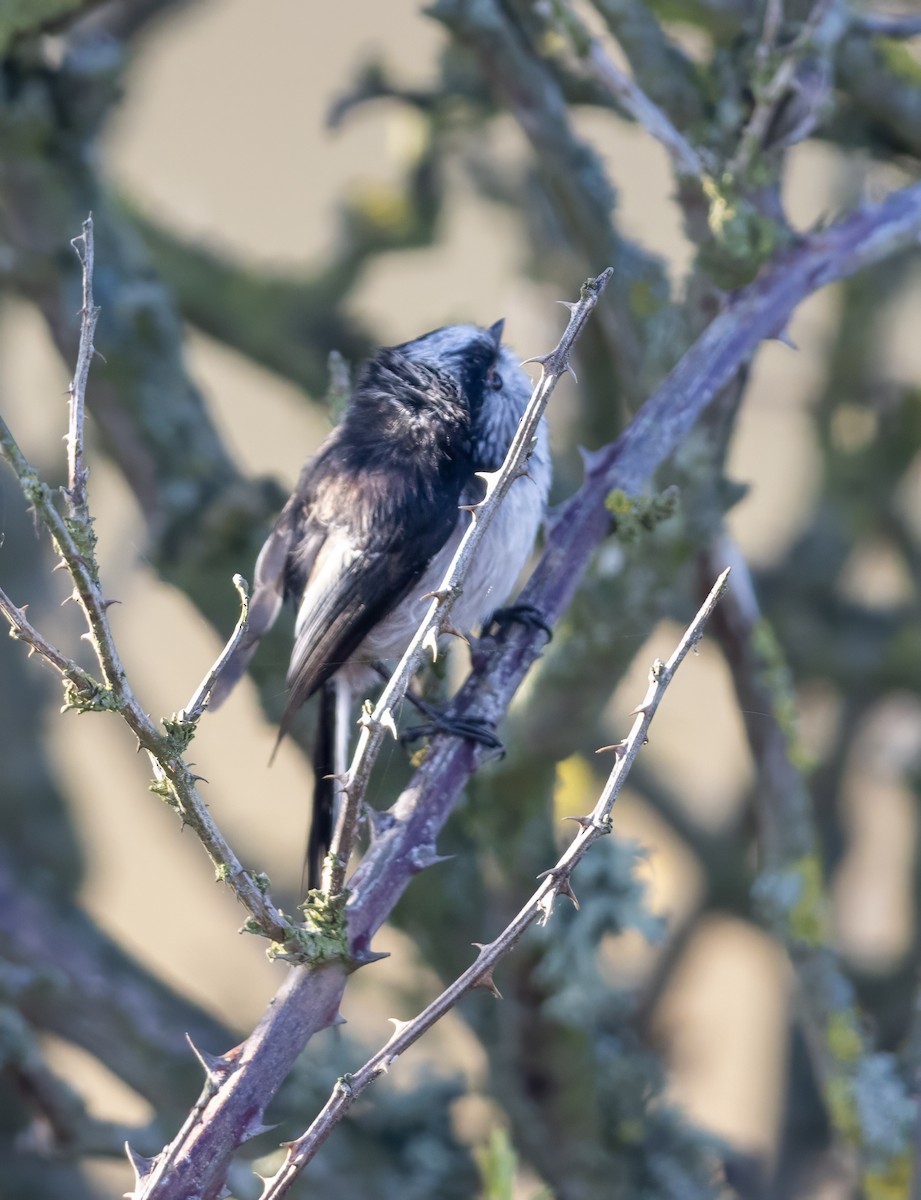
left=61, top=677, right=117, bottom=715
left=605, top=487, right=680, bottom=544
left=162, top=714, right=197, bottom=755
left=266, top=892, right=350, bottom=965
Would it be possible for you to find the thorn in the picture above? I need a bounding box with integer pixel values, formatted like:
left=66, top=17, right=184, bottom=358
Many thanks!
left=519, top=353, right=549, bottom=369
left=630, top=702, right=653, bottom=716
left=376, top=1056, right=395, bottom=1075
left=440, top=620, right=469, bottom=645
left=364, top=806, right=394, bottom=840
left=189, top=774, right=210, bottom=785
left=559, top=880, right=580, bottom=909
left=321, top=771, right=350, bottom=787
left=535, top=867, right=580, bottom=910
left=242, top=1119, right=278, bottom=1143
left=419, top=587, right=453, bottom=603
left=352, top=946, right=391, bottom=966
left=332, top=1012, right=348, bottom=1026
left=423, top=626, right=439, bottom=663
left=595, top=740, right=628, bottom=757
left=458, top=502, right=481, bottom=515
left=387, top=1017, right=412, bottom=1039
left=473, top=969, right=502, bottom=999
left=576, top=443, right=609, bottom=476
left=563, top=814, right=596, bottom=829
left=380, top=709, right=398, bottom=740
left=185, top=1034, right=232, bottom=1083
left=555, top=299, right=579, bottom=312
left=773, top=327, right=799, bottom=350
left=563, top=362, right=578, bottom=385
left=413, top=848, right=456, bottom=869
left=101, top=597, right=121, bottom=610
left=125, top=1143, right=157, bottom=1185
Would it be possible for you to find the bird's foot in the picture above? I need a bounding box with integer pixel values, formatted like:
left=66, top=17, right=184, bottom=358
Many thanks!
left=486, top=602, right=553, bottom=641
left=400, top=697, right=504, bottom=753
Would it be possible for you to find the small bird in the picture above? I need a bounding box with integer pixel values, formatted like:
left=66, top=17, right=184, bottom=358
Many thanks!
left=210, top=320, right=551, bottom=887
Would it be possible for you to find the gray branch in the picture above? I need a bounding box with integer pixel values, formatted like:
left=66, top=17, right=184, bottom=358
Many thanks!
left=129, top=177, right=921, bottom=1200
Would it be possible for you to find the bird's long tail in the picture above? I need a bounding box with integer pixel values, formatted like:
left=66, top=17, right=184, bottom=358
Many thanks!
left=304, top=680, right=337, bottom=893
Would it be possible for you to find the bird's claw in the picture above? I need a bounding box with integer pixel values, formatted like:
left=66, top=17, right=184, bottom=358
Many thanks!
left=487, top=603, right=553, bottom=640
left=401, top=713, right=504, bottom=754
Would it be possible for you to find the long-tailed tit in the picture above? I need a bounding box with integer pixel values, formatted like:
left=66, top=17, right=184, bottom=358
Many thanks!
left=210, top=320, right=551, bottom=886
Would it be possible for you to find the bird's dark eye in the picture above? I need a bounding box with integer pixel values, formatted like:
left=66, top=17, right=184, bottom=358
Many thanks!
left=487, top=366, right=503, bottom=391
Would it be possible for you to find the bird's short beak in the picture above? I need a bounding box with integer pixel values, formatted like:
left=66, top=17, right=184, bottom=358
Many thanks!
left=487, top=319, right=505, bottom=348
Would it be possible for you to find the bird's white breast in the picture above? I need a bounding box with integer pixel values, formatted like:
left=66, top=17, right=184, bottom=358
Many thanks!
left=358, top=428, right=551, bottom=665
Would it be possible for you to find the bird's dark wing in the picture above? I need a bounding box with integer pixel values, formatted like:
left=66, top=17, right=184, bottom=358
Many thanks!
left=278, top=464, right=459, bottom=737
left=210, top=346, right=473, bottom=723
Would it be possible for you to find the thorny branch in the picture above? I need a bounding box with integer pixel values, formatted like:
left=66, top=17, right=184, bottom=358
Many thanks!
left=259, top=570, right=730, bottom=1199
left=68, top=179, right=921, bottom=1200
left=0, top=222, right=293, bottom=947
left=324, top=268, right=614, bottom=898
left=180, top=574, right=250, bottom=723
left=0, top=585, right=95, bottom=697
left=7, top=168, right=921, bottom=1200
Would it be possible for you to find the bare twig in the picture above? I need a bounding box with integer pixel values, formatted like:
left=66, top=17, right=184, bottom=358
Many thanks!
left=0, top=584, right=98, bottom=699
left=259, top=570, right=729, bottom=1198
left=178, top=574, right=250, bottom=723
left=324, top=268, right=613, bottom=897
left=66, top=214, right=99, bottom=516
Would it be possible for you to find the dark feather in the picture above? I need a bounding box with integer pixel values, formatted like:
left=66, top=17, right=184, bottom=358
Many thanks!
left=210, top=340, right=490, bottom=725
left=304, top=680, right=337, bottom=892
left=275, top=349, right=476, bottom=737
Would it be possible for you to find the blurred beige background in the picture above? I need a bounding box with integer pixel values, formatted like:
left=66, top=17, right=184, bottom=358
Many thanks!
left=1, top=2, right=914, bottom=1196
